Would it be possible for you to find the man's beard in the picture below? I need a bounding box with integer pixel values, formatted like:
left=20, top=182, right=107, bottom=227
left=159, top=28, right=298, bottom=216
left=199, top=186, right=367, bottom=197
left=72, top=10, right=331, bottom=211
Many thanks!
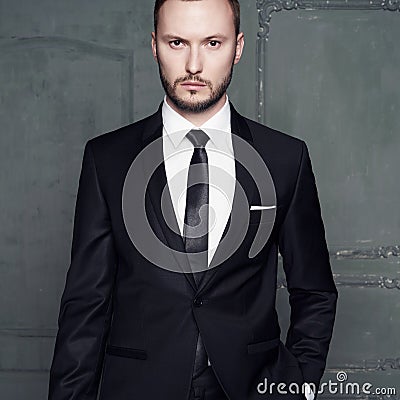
left=158, top=63, right=234, bottom=113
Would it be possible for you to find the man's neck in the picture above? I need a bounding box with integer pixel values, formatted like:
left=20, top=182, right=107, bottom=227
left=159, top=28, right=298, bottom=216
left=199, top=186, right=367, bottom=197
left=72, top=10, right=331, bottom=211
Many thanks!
left=165, top=94, right=227, bottom=126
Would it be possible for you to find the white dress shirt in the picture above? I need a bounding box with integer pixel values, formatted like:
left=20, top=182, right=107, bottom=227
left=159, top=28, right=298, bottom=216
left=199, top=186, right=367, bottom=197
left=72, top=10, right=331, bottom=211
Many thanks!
left=162, top=95, right=235, bottom=267
left=161, top=95, right=315, bottom=400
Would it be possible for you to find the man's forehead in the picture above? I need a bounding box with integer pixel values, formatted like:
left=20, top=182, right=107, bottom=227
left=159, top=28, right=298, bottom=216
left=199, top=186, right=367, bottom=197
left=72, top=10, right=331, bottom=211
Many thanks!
left=157, top=0, right=235, bottom=36
left=159, top=0, right=232, bottom=11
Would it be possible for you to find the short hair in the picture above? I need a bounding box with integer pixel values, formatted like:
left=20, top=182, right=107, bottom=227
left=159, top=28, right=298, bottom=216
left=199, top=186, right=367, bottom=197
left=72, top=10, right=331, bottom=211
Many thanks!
left=154, top=0, right=241, bottom=36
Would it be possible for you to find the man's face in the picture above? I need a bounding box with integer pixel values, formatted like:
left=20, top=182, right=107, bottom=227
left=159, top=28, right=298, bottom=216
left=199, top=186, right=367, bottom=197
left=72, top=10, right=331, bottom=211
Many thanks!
left=152, top=0, right=244, bottom=113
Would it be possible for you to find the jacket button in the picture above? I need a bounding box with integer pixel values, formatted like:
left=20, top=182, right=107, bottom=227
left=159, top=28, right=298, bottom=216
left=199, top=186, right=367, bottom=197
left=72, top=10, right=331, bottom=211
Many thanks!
left=193, top=298, right=203, bottom=307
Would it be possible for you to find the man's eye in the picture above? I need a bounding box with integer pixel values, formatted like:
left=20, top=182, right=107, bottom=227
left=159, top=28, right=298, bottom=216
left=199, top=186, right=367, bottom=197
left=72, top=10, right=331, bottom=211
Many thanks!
left=208, top=41, right=220, bottom=48
left=170, top=40, right=183, bottom=47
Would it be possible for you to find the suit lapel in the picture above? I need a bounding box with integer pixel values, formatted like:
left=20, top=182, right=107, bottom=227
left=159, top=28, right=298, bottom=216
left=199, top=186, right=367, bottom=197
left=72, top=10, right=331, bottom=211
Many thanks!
left=196, top=103, right=257, bottom=292
left=141, top=105, right=197, bottom=292
left=140, top=102, right=257, bottom=294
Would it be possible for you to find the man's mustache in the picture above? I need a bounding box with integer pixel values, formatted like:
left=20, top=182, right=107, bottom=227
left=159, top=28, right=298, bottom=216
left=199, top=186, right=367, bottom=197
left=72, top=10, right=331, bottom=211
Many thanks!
left=173, top=75, right=213, bottom=89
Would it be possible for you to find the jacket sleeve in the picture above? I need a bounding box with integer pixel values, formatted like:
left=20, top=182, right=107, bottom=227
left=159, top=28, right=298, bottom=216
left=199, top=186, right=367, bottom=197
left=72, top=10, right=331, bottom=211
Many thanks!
left=278, top=140, right=338, bottom=394
left=48, top=140, right=118, bottom=400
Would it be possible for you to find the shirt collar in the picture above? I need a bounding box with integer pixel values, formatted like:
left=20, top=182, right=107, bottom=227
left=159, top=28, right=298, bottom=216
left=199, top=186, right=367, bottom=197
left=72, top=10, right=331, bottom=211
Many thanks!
left=162, top=95, right=232, bottom=151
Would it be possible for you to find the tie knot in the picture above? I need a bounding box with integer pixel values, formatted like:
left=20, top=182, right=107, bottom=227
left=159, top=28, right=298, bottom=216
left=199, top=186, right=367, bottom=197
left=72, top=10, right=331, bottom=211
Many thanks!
left=186, top=129, right=210, bottom=148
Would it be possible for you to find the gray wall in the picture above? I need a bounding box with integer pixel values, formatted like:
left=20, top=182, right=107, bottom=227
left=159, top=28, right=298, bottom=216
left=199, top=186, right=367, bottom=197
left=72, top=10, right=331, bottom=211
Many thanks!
left=0, top=1, right=399, bottom=399
left=263, top=3, right=400, bottom=397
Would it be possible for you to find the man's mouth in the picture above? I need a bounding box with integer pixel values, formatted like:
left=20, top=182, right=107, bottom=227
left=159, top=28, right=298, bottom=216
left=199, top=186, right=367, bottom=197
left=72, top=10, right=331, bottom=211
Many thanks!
left=180, top=81, right=208, bottom=91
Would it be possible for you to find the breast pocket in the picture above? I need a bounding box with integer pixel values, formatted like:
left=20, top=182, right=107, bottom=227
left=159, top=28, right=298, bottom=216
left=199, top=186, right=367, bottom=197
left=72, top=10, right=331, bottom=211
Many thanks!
left=106, top=344, right=147, bottom=360
left=248, top=207, right=277, bottom=226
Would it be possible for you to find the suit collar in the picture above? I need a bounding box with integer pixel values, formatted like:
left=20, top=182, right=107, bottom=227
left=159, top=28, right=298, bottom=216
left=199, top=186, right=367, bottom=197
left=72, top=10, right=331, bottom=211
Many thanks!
left=141, top=101, right=254, bottom=147
left=229, top=101, right=253, bottom=145
left=162, top=96, right=232, bottom=149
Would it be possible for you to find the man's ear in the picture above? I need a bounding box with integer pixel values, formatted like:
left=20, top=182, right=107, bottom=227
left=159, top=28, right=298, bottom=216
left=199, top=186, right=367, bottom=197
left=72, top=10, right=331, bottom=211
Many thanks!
left=151, top=32, right=158, bottom=62
left=234, top=32, right=244, bottom=65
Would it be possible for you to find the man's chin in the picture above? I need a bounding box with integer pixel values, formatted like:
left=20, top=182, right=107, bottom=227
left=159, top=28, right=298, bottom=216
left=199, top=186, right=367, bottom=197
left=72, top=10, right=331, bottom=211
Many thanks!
left=168, top=92, right=225, bottom=114
left=169, top=97, right=210, bottom=113
left=178, top=91, right=208, bottom=103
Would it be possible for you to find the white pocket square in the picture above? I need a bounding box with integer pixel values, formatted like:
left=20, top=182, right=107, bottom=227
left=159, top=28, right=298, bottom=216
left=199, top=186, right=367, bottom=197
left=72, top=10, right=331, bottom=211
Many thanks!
left=250, top=205, right=276, bottom=211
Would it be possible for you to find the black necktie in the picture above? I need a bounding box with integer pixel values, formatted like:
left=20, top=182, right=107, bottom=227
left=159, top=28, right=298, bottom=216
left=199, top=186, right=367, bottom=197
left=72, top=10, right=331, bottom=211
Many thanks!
left=183, top=129, right=210, bottom=287
left=183, top=129, right=210, bottom=379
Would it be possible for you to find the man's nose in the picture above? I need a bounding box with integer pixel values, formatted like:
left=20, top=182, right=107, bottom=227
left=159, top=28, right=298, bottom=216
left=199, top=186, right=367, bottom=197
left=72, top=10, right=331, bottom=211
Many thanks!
left=185, top=48, right=203, bottom=75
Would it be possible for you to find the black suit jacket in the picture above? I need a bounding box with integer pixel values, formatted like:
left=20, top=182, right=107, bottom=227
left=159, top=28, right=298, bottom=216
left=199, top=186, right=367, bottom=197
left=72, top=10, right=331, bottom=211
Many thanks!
left=48, top=103, right=338, bottom=400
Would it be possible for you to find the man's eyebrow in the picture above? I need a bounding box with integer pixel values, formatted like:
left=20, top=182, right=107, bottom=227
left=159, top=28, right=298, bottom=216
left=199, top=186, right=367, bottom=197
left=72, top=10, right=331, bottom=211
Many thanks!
left=204, top=34, right=229, bottom=40
left=161, top=34, right=186, bottom=41
left=160, top=34, right=229, bottom=41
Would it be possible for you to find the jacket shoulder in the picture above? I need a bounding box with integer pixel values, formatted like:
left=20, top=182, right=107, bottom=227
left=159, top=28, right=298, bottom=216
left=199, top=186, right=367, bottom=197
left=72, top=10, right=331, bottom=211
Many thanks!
left=243, top=117, right=308, bottom=181
left=244, top=117, right=305, bottom=149
left=85, top=112, right=158, bottom=154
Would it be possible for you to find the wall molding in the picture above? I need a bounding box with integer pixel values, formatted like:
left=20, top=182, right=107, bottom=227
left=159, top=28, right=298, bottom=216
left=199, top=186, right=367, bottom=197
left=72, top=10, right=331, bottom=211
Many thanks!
left=277, top=274, right=400, bottom=289
left=256, top=0, right=400, bottom=122
left=331, top=245, right=400, bottom=260
left=335, top=274, right=400, bottom=289
left=0, top=36, right=134, bottom=125
left=328, top=357, right=400, bottom=371
left=0, top=328, right=57, bottom=338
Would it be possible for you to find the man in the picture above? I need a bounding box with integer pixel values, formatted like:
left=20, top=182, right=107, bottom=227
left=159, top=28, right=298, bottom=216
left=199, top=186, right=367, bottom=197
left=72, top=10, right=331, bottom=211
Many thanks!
left=48, top=0, right=338, bottom=399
